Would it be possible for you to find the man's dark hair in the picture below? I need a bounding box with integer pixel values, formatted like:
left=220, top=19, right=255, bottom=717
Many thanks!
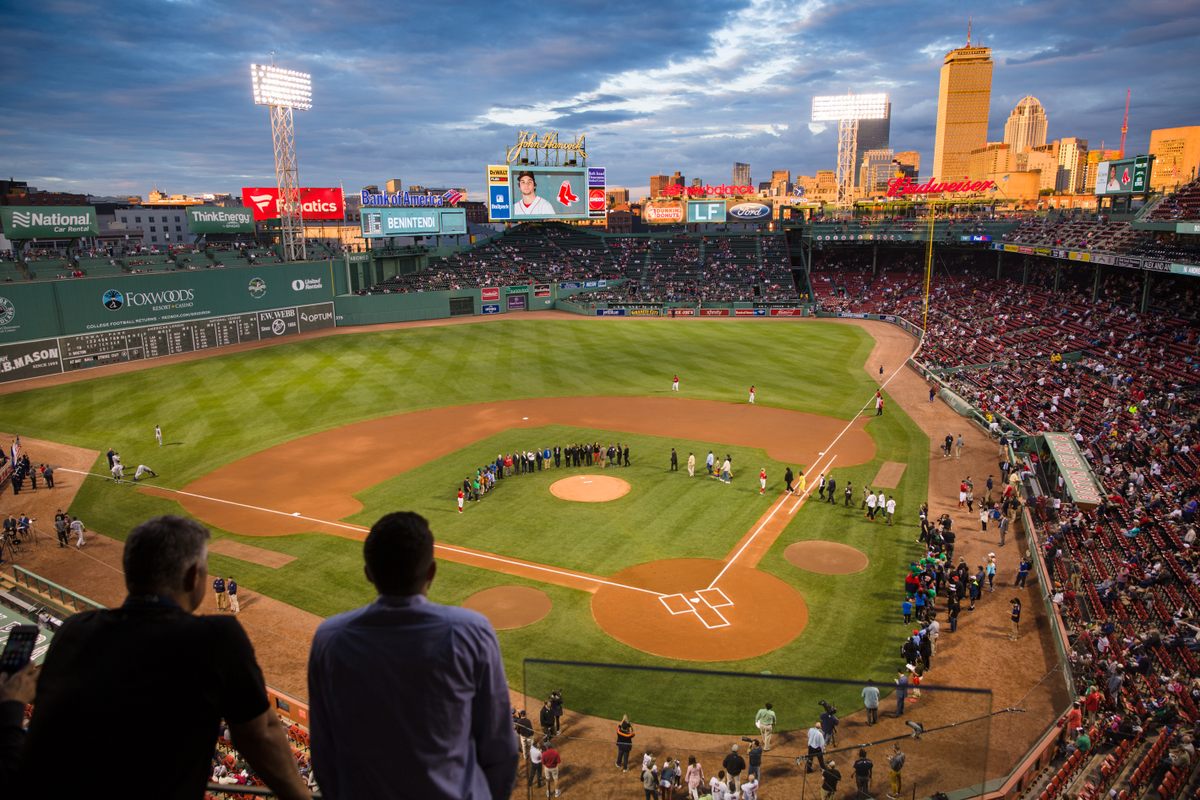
left=364, top=511, right=434, bottom=595
left=517, top=170, right=536, bottom=185
left=123, top=515, right=210, bottom=594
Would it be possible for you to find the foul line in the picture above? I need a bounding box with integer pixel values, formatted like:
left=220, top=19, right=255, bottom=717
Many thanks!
left=56, top=467, right=667, bottom=599
left=710, top=335, right=922, bottom=590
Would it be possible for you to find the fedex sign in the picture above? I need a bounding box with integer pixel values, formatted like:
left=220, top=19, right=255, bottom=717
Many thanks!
left=240, top=187, right=345, bottom=220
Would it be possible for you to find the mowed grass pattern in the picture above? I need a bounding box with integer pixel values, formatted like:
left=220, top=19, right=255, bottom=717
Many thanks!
left=0, top=318, right=926, bottom=732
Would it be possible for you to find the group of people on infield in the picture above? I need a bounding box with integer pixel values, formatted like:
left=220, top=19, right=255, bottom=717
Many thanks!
left=456, top=443, right=633, bottom=511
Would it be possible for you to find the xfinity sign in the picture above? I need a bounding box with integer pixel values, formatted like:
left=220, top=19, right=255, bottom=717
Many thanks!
left=2, top=206, right=98, bottom=239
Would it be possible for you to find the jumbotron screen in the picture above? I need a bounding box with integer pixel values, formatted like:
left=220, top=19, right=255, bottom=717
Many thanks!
left=487, top=165, right=597, bottom=221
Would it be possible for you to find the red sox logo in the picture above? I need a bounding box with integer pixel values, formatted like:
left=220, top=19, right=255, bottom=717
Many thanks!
left=557, top=180, right=579, bottom=207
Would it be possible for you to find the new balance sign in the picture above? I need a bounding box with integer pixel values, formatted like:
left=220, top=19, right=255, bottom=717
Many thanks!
left=186, top=207, right=256, bottom=233
left=240, top=187, right=344, bottom=220
left=2, top=206, right=98, bottom=239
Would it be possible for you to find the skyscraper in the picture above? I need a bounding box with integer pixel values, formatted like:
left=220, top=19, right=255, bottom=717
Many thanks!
left=932, top=29, right=993, bottom=180
left=1002, top=96, right=1048, bottom=154
left=649, top=175, right=670, bottom=197
left=733, top=162, right=751, bottom=186
left=855, top=102, right=891, bottom=186
left=894, top=151, right=920, bottom=179
left=1056, top=137, right=1088, bottom=193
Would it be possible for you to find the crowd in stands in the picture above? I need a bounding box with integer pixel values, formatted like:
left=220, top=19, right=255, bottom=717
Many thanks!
left=1147, top=180, right=1200, bottom=222
left=359, top=223, right=800, bottom=304
left=812, top=236, right=1200, bottom=798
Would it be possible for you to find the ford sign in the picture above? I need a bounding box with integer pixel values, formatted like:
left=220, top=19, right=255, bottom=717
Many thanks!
left=728, top=202, right=771, bottom=221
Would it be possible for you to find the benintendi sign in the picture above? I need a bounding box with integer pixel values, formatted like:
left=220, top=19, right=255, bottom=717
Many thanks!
left=1, top=206, right=98, bottom=239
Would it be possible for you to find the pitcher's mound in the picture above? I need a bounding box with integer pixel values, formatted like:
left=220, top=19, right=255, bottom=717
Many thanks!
left=463, top=586, right=552, bottom=630
left=784, top=541, right=870, bottom=575
left=550, top=474, right=630, bottom=502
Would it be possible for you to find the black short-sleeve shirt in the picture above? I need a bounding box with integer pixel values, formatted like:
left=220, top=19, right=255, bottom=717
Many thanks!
left=20, top=599, right=268, bottom=798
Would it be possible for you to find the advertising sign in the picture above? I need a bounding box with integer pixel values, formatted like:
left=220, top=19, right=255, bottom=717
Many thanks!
left=733, top=308, right=765, bottom=316
left=491, top=165, right=589, bottom=221
left=595, top=308, right=626, bottom=316
left=481, top=287, right=500, bottom=302
left=643, top=201, right=684, bottom=224
left=360, top=208, right=467, bottom=238
left=360, top=189, right=463, bottom=208
left=1094, top=156, right=1151, bottom=196
left=727, top=202, right=772, bottom=222
left=769, top=308, right=804, bottom=316
left=507, top=294, right=527, bottom=310
left=687, top=201, right=727, bottom=224
left=588, top=167, right=606, bottom=219
left=533, top=284, right=551, bottom=298
left=699, top=308, right=730, bottom=316
left=1, top=206, right=97, bottom=239
left=487, top=164, right=511, bottom=220
left=482, top=304, right=501, bottom=314
left=240, top=187, right=344, bottom=221
left=0, top=339, right=63, bottom=381
left=186, top=207, right=256, bottom=234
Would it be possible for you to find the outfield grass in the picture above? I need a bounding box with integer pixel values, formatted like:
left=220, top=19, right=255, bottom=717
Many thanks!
left=0, top=318, right=927, bottom=732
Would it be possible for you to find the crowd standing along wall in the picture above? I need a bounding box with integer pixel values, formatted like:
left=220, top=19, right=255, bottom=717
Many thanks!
left=0, top=262, right=339, bottom=382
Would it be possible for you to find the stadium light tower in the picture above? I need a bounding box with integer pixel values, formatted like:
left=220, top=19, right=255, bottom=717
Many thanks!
left=251, top=63, right=312, bottom=261
left=812, top=93, right=888, bottom=206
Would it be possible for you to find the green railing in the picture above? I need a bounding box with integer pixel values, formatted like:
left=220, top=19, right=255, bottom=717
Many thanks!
left=10, top=565, right=105, bottom=613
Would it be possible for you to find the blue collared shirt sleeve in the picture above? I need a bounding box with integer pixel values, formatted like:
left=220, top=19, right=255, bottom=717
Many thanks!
left=471, top=624, right=518, bottom=798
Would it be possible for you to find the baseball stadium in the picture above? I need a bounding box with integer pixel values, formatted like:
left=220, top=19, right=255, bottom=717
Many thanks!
left=2, top=17, right=1200, bottom=800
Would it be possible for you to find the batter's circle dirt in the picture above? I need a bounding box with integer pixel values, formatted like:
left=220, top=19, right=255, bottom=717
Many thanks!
left=783, top=540, right=870, bottom=575
left=591, top=558, right=807, bottom=661
left=549, top=474, right=630, bottom=502
left=462, top=586, right=552, bottom=630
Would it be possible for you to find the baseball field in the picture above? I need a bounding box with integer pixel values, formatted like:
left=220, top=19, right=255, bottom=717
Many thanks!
left=1, top=316, right=932, bottom=734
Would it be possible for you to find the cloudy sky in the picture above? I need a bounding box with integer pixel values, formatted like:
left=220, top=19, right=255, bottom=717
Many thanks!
left=2, top=0, right=1197, bottom=201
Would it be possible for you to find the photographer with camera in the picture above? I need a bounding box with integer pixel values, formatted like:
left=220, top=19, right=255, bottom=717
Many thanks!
left=819, top=700, right=840, bottom=747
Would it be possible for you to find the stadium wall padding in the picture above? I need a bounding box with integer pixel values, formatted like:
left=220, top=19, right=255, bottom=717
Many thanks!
left=0, top=261, right=338, bottom=344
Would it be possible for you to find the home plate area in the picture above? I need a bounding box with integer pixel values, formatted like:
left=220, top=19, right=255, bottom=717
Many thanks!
left=659, top=588, right=734, bottom=629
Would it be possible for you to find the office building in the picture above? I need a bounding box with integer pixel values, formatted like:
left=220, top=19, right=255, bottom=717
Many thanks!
left=858, top=149, right=895, bottom=195
left=733, top=162, right=751, bottom=186
left=855, top=103, right=891, bottom=186
left=932, top=35, right=993, bottom=179
left=1002, top=96, right=1048, bottom=154
left=1149, top=126, right=1200, bottom=191
left=894, top=151, right=920, bottom=179
left=649, top=175, right=670, bottom=198
left=1056, top=137, right=1089, bottom=193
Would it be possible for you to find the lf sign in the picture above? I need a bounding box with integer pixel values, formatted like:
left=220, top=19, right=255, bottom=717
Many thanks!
left=687, top=201, right=727, bottom=223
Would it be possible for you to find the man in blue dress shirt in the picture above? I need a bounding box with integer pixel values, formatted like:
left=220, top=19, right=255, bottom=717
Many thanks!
left=308, top=511, right=517, bottom=799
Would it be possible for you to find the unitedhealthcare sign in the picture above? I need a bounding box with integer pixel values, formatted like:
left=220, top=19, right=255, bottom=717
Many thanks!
left=1, top=206, right=98, bottom=239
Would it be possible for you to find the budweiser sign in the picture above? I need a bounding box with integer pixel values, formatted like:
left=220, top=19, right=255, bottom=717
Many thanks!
left=241, top=187, right=345, bottom=220
left=886, top=178, right=997, bottom=197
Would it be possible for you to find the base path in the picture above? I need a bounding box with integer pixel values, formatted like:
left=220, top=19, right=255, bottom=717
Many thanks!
left=591, top=558, right=808, bottom=661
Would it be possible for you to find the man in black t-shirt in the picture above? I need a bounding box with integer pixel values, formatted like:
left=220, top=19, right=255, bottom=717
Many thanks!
left=16, top=515, right=309, bottom=800
left=853, top=748, right=874, bottom=798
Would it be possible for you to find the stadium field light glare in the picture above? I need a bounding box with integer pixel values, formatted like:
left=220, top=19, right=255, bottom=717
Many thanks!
left=811, top=93, right=888, bottom=121
left=251, top=64, right=312, bottom=110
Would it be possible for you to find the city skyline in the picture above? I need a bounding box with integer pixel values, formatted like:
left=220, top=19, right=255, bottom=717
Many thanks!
left=2, top=0, right=1197, bottom=202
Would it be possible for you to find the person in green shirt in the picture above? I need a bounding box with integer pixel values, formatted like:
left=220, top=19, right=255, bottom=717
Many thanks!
left=1075, top=728, right=1092, bottom=754
left=755, top=703, right=777, bottom=751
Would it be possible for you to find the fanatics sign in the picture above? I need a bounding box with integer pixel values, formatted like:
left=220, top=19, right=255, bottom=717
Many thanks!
left=240, top=187, right=345, bottom=220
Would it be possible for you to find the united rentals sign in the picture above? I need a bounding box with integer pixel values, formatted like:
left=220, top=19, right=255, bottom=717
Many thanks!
left=186, top=207, right=256, bottom=233
left=886, top=178, right=997, bottom=197
left=1, top=206, right=98, bottom=239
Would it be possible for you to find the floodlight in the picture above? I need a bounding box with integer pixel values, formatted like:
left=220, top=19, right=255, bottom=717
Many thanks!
left=811, top=93, right=888, bottom=122
left=251, top=64, right=313, bottom=111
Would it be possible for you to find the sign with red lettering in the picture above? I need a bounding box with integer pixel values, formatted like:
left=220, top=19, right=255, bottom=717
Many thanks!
left=769, top=308, right=804, bottom=316
left=885, top=178, right=997, bottom=198
left=699, top=308, right=729, bottom=316
left=241, top=187, right=345, bottom=220
left=670, top=308, right=696, bottom=317
left=481, top=287, right=500, bottom=302
left=662, top=184, right=754, bottom=198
